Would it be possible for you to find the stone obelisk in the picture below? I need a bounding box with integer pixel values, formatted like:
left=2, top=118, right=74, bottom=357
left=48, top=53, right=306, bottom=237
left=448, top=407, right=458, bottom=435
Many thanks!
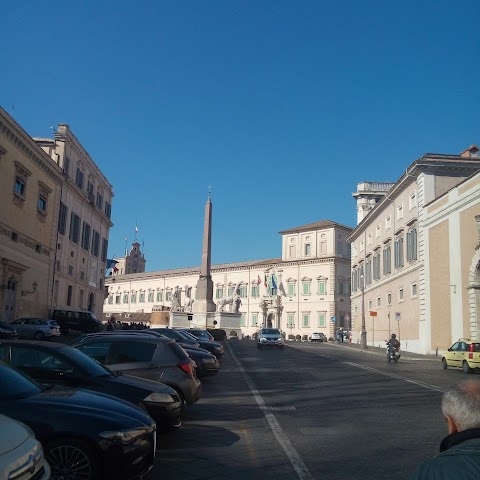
left=192, top=191, right=217, bottom=315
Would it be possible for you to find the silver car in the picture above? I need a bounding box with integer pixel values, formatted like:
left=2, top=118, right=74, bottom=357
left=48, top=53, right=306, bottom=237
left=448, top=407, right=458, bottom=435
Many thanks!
left=257, top=328, right=285, bottom=349
left=11, top=318, right=60, bottom=340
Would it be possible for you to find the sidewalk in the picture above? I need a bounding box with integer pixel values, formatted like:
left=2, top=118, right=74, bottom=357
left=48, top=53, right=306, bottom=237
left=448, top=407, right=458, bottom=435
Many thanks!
left=327, top=340, right=441, bottom=361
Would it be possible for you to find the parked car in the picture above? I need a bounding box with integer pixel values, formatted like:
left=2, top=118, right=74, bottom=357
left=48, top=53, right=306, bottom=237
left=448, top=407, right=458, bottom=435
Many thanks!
left=71, top=333, right=201, bottom=405
left=0, top=361, right=156, bottom=480
left=50, top=308, right=103, bottom=334
left=0, top=321, right=17, bottom=339
left=179, top=328, right=215, bottom=342
left=11, top=318, right=60, bottom=340
left=257, top=328, right=285, bottom=349
left=179, top=329, right=225, bottom=358
left=442, top=338, right=480, bottom=373
left=0, top=339, right=183, bottom=431
left=0, top=414, right=50, bottom=480
left=149, top=329, right=219, bottom=377
left=309, top=332, right=327, bottom=343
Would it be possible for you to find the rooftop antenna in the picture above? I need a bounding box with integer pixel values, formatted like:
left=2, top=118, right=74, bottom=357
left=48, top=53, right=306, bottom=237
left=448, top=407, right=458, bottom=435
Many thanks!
left=50, top=125, right=56, bottom=133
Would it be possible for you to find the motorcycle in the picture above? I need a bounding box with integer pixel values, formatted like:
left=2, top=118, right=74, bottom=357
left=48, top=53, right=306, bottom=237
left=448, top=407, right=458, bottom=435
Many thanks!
left=386, top=342, right=401, bottom=363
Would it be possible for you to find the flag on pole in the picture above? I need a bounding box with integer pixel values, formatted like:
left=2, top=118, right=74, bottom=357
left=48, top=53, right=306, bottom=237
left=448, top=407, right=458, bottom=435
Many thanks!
left=257, top=275, right=261, bottom=285
left=272, top=274, right=277, bottom=290
left=264, top=274, right=267, bottom=288
left=106, top=259, right=119, bottom=269
left=135, top=226, right=138, bottom=233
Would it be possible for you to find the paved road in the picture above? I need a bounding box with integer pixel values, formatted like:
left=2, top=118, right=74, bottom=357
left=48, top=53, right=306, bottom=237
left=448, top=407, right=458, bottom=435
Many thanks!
left=147, top=340, right=468, bottom=480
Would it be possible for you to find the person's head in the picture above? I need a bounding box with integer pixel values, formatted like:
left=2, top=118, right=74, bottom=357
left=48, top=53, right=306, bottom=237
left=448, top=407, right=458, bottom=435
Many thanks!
left=391, top=333, right=396, bottom=339
left=442, top=381, right=480, bottom=434
left=110, top=316, right=116, bottom=322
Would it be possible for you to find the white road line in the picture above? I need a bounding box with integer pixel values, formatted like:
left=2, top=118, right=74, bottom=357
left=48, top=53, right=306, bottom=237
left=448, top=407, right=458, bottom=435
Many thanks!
left=228, top=344, right=314, bottom=480
left=342, top=360, right=445, bottom=392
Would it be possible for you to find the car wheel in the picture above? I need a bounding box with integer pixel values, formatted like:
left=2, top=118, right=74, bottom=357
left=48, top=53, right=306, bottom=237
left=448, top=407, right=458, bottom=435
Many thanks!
left=45, top=437, right=99, bottom=480
left=463, top=361, right=474, bottom=374
left=34, top=331, right=45, bottom=340
left=442, top=358, right=448, bottom=370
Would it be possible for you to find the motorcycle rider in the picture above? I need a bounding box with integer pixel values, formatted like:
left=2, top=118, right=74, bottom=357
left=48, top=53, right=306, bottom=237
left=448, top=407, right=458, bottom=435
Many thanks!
left=386, top=333, right=400, bottom=359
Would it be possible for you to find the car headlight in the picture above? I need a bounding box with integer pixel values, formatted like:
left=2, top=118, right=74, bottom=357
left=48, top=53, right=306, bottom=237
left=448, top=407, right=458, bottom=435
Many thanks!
left=144, top=392, right=176, bottom=404
left=214, top=346, right=223, bottom=351
left=100, top=427, right=150, bottom=444
left=203, top=358, right=217, bottom=364
left=278, top=338, right=284, bottom=343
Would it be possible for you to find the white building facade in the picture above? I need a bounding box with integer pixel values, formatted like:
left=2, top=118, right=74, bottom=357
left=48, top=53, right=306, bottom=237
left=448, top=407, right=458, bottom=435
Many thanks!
left=104, top=220, right=352, bottom=339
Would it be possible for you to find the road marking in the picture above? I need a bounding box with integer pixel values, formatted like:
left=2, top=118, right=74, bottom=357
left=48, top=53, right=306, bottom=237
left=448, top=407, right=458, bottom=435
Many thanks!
left=342, top=360, right=444, bottom=392
left=228, top=344, right=314, bottom=480
left=267, top=406, right=297, bottom=411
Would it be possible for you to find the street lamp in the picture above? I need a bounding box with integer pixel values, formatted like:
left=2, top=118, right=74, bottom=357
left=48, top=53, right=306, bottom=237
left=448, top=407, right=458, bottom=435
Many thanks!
left=360, top=274, right=367, bottom=349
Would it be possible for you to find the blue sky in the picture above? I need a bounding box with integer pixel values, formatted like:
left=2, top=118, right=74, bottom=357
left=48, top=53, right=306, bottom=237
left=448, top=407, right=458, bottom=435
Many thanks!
left=2, top=1, right=479, bottom=271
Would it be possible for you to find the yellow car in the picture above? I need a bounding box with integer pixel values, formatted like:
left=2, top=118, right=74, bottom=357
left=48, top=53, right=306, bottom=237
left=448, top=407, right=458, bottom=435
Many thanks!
left=442, top=338, right=480, bottom=374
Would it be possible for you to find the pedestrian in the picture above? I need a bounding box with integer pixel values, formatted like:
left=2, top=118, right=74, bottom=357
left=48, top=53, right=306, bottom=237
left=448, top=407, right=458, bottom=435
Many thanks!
left=106, top=316, right=116, bottom=331
left=410, top=381, right=480, bottom=479
left=335, top=329, right=341, bottom=343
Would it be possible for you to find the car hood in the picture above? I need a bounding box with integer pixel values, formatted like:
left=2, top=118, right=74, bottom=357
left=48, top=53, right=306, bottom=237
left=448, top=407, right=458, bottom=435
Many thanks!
left=0, top=415, right=29, bottom=455
left=260, top=334, right=282, bottom=339
left=111, top=374, right=175, bottom=394
left=22, top=386, right=153, bottom=426
left=183, top=348, right=216, bottom=359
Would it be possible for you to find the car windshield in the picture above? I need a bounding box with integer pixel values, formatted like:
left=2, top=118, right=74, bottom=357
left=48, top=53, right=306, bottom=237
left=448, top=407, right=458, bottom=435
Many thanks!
left=261, top=329, right=280, bottom=335
left=59, top=346, right=114, bottom=377
left=0, top=362, right=42, bottom=399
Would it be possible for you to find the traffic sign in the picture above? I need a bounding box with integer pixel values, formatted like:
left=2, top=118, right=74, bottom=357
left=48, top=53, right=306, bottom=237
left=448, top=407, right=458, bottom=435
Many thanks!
left=369, top=311, right=377, bottom=317
left=331, top=316, right=336, bottom=322
left=395, top=312, right=401, bottom=320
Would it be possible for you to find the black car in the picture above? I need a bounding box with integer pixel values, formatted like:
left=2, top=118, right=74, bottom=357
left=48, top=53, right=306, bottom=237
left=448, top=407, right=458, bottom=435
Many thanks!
left=179, top=329, right=225, bottom=358
left=0, top=340, right=183, bottom=431
left=0, top=321, right=17, bottom=339
left=0, top=361, right=156, bottom=480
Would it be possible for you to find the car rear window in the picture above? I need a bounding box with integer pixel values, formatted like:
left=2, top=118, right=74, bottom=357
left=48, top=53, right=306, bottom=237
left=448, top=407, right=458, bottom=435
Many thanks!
left=472, top=343, right=480, bottom=352
left=108, top=341, right=157, bottom=364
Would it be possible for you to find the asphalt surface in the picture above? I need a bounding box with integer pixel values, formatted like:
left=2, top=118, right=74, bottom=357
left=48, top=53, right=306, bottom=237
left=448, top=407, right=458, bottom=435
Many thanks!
left=146, top=339, right=468, bottom=480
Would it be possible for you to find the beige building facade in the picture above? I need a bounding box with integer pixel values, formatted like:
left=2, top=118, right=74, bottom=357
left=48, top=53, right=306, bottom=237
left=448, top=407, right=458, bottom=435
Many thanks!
left=0, top=108, right=63, bottom=321
left=104, top=220, right=352, bottom=339
left=35, top=126, right=114, bottom=320
left=348, top=146, right=480, bottom=354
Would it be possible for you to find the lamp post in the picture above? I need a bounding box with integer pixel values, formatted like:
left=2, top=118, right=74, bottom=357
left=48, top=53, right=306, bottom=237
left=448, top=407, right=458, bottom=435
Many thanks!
left=360, top=274, right=367, bottom=349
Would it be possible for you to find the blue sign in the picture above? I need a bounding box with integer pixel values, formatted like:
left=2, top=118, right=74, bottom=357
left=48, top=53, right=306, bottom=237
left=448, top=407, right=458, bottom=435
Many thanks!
left=331, top=316, right=336, bottom=322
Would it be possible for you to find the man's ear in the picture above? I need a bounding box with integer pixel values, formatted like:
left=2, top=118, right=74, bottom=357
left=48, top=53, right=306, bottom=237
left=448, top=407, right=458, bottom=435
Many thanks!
left=445, top=415, right=458, bottom=435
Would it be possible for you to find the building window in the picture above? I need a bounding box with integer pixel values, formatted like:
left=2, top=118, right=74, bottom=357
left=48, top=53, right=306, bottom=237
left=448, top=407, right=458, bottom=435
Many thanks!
left=240, top=314, right=246, bottom=327
left=216, top=286, right=224, bottom=299
left=289, top=245, right=296, bottom=258
left=387, top=293, right=392, bottom=305
left=69, top=213, right=81, bottom=243
left=399, top=288, right=404, bottom=301
left=115, top=294, right=121, bottom=304
left=67, top=285, right=73, bottom=306
left=375, top=225, right=381, bottom=238
left=373, top=252, right=381, bottom=281
left=287, top=314, right=295, bottom=328
left=139, top=291, right=145, bottom=303
left=394, top=236, right=404, bottom=269
left=396, top=204, right=403, bottom=220
left=96, top=191, right=104, bottom=210
left=305, top=243, right=311, bottom=256
left=377, top=297, right=381, bottom=307
left=37, top=195, right=47, bottom=213
left=252, top=313, right=258, bottom=327
left=318, top=280, right=326, bottom=295
left=407, top=226, right=418, bottom=262
left=81, top=222, right=91, bottom=251
left=15, top=177, right=26, bottom=197
left=251, top=285, right=259, bottom=298
left=165, top=290, right=172, bottom=302
left=302, top=281, right=311, bottom=295
left=101, top=238, right=108, bottom=263
left=156, top=290, right=163, bottom=302
left=91, top=231, right=100, bottom=257
left=239, top=285, right=247, bottom=298
left=365, top=257, right=372, bottom=285
left=131, top=292, right=137, bottom=303
left=385, top=214, right=392, bottom=230
left=58, top=202, right=68, bottom=235
left=411, top=283, right=417, bottom=298
left=302, top=313, right=310, bottom=328
left=123, top=293, right=128, bottom=303
left=318, top=312, right=326, bottom=327
left=383, top=244, right=392, bottom=275
left=288, top=283, right=296, bottom=296
left=228, top=285, right=235, bottom=296
left=409, top=191, right=417, bottom=209
left=108, top=295, right=113, bottom=305
left=68, top=265, right=74, bottom=276
left=75, top=168, right=84, bottom=189
left=148, top=291, right=154, bottom=302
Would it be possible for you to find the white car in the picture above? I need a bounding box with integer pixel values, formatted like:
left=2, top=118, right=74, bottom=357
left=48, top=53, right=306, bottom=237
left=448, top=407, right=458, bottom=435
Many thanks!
left=309, top=332, right=327, bottom=342
left=0, top=414, right=50, bottom=480
left=256, top=328, right=285, bottom=350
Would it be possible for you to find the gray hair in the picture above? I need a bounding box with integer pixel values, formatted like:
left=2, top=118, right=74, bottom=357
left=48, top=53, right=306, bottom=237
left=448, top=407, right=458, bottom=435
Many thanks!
left=442, top=382, right=480, bottom=431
